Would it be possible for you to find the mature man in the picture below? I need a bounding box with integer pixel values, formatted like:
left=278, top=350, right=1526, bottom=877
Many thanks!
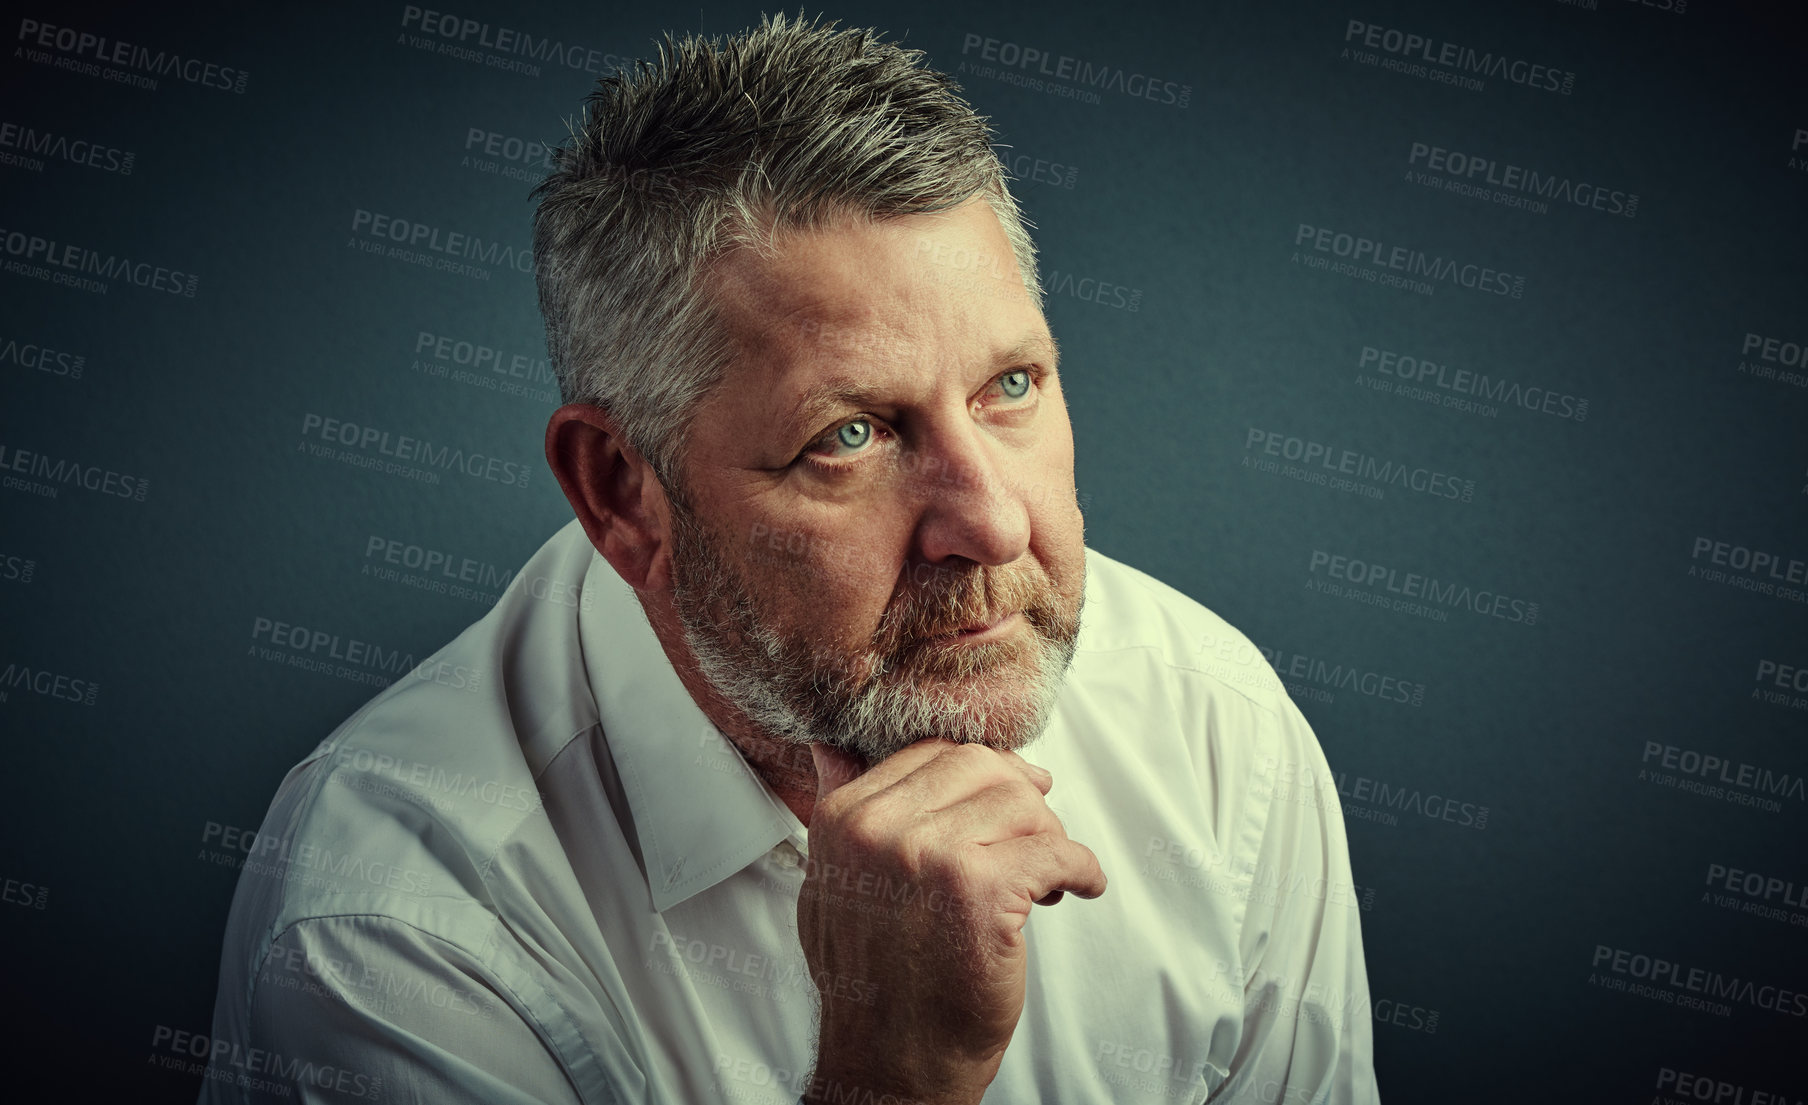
left=201, top=14, right=1378, bottom=1104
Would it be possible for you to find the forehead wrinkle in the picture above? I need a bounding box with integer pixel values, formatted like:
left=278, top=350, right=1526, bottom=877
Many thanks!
left=777, top=326, right=1052, bottom=444
left=783, top=378, right=892, bottom=439
left=749, top=278, right=922, bottom=436
left=996, top=333, right=1058, bottom=370
left=774, top=322, right=925, bottom=438
left=706, top=204, right=1047, bottom=445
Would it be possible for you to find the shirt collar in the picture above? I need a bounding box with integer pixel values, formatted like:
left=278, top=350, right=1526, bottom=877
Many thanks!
left=576, top=544, right=800, bottom=913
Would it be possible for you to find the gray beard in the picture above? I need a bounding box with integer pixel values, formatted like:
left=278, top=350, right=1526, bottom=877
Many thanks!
left=665, top=497, right=1082, bottom=766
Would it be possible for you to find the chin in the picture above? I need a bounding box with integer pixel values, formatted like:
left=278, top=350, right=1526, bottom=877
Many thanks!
left=838, top=657, right=1066, bottom=764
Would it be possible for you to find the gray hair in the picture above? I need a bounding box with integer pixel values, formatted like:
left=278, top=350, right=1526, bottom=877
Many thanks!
left=530, top=11, right=1041, bottom=493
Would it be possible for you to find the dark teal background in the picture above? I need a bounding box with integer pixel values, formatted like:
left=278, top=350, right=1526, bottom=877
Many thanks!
left=3, top=0, right=1805, bottom=1099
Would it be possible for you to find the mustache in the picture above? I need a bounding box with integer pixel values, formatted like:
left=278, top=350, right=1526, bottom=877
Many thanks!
left=875, top=561, right=1061, bottom=653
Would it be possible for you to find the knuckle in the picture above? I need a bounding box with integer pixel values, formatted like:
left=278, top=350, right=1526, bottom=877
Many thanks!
left=927, top=843, right=978, bottom=890
left=893, top=828, right=933, bottom=877
left=838, top=807, right=887, bottom=852
left=990, top=777, right=1038, bottom=808
left=1076, top=845, right=1105, bottom=883
left=1019, top=831, right=1060, bottom=871
left=949, top=741, right=995, bottom=768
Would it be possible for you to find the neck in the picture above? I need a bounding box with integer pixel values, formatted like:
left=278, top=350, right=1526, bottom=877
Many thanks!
left=636, top=589, right=822, bottom=827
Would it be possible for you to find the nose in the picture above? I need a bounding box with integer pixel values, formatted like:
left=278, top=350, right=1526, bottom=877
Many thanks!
left=905, top=421, right=1030, bottom=569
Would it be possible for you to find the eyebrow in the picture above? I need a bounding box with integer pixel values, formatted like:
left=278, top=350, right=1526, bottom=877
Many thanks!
left=779, top=334, right=1061, bottom=444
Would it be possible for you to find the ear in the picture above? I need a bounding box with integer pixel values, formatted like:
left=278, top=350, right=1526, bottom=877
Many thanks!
left=545, top=403, right=674, bottom=591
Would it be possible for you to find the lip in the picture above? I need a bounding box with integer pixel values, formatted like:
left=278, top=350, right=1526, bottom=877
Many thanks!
left=934, top=611, right=1022, bottom=644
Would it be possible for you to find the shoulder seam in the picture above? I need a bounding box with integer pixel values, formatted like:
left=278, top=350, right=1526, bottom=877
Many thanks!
left=247, top=912, right=593, bottom=1101
left=1074, top=639, right=1285, bottom=719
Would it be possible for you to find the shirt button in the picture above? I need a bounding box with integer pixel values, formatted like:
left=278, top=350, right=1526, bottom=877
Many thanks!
left=772, top=841, right=802, bottom=869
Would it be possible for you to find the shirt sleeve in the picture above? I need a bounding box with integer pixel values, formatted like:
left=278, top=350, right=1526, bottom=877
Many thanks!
left=198, top=914, right=591, bottom=1105
left=1212, top=695, right=1382, bottom=1105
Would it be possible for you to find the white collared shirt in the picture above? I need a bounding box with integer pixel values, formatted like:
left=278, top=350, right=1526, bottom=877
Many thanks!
left=199, top=520, right=1380, bottom=1104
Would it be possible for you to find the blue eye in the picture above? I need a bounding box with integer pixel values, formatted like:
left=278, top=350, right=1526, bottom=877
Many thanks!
left=802, top=417, right=884, bottom=466
left=999, top=369, right=1031, bottom=399
left=828, top=419, right=873, bottom=454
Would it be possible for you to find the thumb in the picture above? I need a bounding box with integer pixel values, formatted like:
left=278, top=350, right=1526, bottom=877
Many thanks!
left=810, top=742, right=866, bottom=801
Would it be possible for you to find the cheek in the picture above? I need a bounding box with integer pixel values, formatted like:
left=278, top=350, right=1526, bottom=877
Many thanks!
left=1021, top=451, right=1085, bottom=588
left=1028, top=397, right=1077, bottom=495
left=744, top=514, right=904, bottom=621
left=1023, top=426, right=1079, bottom=524
left=1040, top=507, right=1087, bottom=593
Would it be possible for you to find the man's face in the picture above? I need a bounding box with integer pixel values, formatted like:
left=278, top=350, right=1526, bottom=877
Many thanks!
left=663, top=195, right=1087, bottom=766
